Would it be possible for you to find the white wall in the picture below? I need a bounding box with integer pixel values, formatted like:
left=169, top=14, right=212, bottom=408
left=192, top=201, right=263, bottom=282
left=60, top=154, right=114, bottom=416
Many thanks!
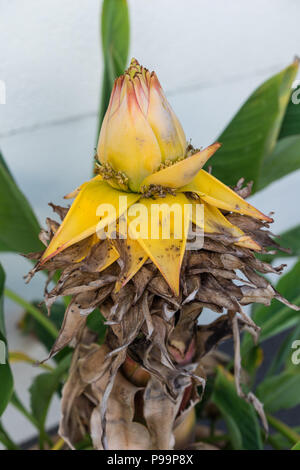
left=1, top=0, right=300, bottom=445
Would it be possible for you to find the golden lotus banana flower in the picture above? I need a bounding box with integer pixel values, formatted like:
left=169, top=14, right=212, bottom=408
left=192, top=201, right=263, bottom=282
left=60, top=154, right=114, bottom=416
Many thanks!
left=40, top=58, right=273, bottom=296
left=27, top=59, right=300, bottom=451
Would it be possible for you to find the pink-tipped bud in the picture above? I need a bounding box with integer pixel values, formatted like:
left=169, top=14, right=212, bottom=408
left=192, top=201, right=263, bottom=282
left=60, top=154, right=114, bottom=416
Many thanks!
left=97, top=59, right=187, bottom=191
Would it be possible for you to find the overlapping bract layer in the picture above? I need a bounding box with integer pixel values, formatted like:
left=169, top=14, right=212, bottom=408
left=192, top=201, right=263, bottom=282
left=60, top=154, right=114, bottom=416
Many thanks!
left=40, top=59, right=273, bottom=295
left=26, top=198, right=298, bottom=449
left=40, top=166, right=270, bottom=295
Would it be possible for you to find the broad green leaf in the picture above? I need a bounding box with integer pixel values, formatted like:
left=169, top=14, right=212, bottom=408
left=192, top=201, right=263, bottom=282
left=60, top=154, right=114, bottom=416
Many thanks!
left=292, top=441, right=300, bottom=450
left=258, top=135, right=300, bottom=190
left=0, top=150, right=42, bottom=253
left=256, top=370, right=300, bottom=413
left=209, top=61, right=298, bottom=192
left=0, top=264, right=13, bottom=416
left=211, top=367, right=263, bottom=450
left=29, top=353, right=71, bottom=430
left=98, top=0, right=129, bottom=129
left=243, top=261, right=300, bottom=354
left=0, top=422, right=19, bottom=450
left=279, top=84, right=300, bottom=139
left=222, top=412, right=243, bottom=450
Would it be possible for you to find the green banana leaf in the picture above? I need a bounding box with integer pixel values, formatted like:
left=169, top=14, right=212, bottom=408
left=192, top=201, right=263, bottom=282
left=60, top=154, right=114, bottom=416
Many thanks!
left=98, top=0, right=129, bottom=132
left=0, top=151, right=42, bottom=253
left=211, top=368, right=263, bottom=450
left=209, top=60, right=299, bottom=192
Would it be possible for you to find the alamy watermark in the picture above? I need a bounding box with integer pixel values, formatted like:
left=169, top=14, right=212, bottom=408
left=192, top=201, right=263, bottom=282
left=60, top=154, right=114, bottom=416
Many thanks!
left=291, top=340, right=300, bottom=365
left=291, top=80, right=300, bottom=105
left=95, top=196, right=204, bottom=250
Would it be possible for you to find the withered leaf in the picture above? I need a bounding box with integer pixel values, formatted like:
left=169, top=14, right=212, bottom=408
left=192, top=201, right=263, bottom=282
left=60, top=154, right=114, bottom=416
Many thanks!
left=143, top=376, right=184, bottom=450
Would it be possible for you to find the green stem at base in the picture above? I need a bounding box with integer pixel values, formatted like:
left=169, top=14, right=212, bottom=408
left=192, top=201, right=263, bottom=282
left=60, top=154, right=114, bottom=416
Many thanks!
left=10, top=392, right=53, bottom=449
left=0, top=422, right=19, bottom=450
left=5, top=288, right=58, bottom=339
left=267, top=413, right=300, bottom=445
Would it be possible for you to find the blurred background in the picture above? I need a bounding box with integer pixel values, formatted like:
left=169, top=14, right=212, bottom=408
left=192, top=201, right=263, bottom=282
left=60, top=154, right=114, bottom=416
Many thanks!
left=0, top=0, right=300, bottom=445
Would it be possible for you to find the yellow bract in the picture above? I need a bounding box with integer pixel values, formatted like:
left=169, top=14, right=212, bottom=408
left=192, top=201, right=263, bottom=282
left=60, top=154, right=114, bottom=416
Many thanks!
left=113, top=232, right=148, bottom=293
left=140, top=143, right=221, bottom=190
left=41, top=180, right=140, bottom=262
left=127, top=194, right=190, bottom=295
left=180, top=170, right=273, bottom=222
left=98, top=242, right=120, bottom=273
left=190, top=199, right=261, bottom=251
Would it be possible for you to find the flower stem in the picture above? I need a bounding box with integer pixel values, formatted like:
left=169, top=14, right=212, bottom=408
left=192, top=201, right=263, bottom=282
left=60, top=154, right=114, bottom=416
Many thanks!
left=10, top=392, right=53, bottom=448
left=0, top=422, right=19, bottom=450
left=267, top=414, right=300, bottom=445
left=5, top=288, right=58, bottom=339
left=10, top=391, right=39, bottom=430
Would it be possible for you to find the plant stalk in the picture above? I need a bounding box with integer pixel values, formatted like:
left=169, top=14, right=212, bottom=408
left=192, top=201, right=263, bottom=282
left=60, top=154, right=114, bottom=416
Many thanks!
left=5, top=288, right=58, bottom=339
left=267, top=414, right=300, bottom=445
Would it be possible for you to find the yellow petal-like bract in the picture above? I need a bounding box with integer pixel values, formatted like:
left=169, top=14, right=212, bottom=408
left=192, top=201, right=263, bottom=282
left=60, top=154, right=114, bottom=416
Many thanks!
left=190, top=199, right=261, bottom=250
left=127, top=194, right=190, bottom=295
left=113, top=233, right=148, bottom=293
left=41, top=180, right=140, bottom=262
left=180, top=170, right=273, bottom=222
left=140, top=143, right=221, bottom=190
